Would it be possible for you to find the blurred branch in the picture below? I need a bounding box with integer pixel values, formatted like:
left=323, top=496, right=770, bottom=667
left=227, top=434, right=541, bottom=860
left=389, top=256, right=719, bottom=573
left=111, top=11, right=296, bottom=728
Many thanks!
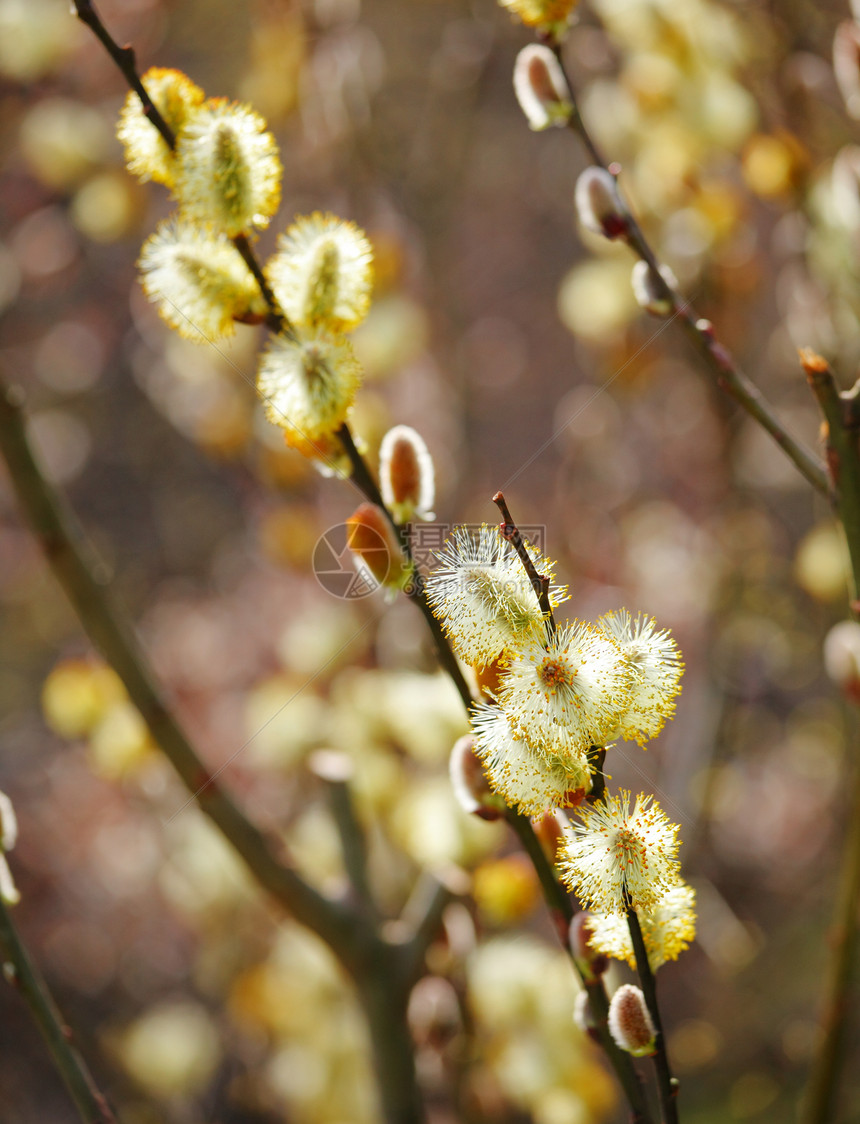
left=0, top=893, right=118, bottom=1124
left=627, top=904, right=678, bottom=1124
left=311, top=751, right=377, bottom=915
left=800, top=715, right=860, bottom=1124
left=801, top=349, right=860, bottom=603
left=550, top=44, right=829, bottom=498
left=398, top=872, right=456, bottom=986
left=0, top=374, right=355, bottom=952
left=799, top=350, right=860, bottom=1123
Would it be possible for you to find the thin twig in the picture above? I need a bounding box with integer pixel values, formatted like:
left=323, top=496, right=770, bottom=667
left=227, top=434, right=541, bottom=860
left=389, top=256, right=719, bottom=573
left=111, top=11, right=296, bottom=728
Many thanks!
left=0, top=894, right=118, bottom=1124
left=548, top=44, right=828, bottom=498
left=493, top=491, right=556, bottom=634
left=627, top=904, right=678, bottom=1124
left=398, top=872, right=456, bottom=987
left=73, top=1, right=175, bottom=149
left=800, top=349, right=860, bottom=603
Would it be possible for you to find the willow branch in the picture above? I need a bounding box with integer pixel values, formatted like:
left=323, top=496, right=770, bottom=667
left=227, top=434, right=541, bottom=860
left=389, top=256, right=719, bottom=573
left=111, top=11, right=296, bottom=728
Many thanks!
left=73, top=1, right=174, bottom=148
left=549, top=45, right=828, bottom=497
left=801, top=349, right=860, bottom=604
left=627, top=905, right=678, bottom=1124
left=398, top=872, right=456, bottom=987
left=506, top=810, right=653, bottom=1123
left=311, top=751, right=376, bottom=915
left=0, top=376, right=355, bottom=955
left=493, top=491, right=556, bottom=634
left=800, top=716, right=860, bottom=1124
left=0, top=894, right=118, bottom=1124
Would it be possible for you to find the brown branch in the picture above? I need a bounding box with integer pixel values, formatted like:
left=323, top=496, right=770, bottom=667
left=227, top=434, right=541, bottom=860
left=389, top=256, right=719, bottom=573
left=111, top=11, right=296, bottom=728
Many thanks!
left=548, top=45, right=828, bottom=498
left=0, top=375, right=354, bottom=954
left=0, top=893, right=118, bottom=1124
left=73, top=1, right=175, bottom=149
left=801, top=349, right=860, bottom=604
left=493, top=491, right=556, bottom=635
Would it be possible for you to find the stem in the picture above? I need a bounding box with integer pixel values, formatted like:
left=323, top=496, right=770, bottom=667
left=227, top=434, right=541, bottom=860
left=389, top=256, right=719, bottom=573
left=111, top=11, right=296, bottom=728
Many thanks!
left=506, top=810, right=654, bottom=1123
left=627, top=905, right=678, bottom=1124
left=72, top=1, right=175, bottom=149
left=492, top=491, right=556, bottom=634
left=800, top=714, right=860, bottom=1124
left=0, top=375, right=353, bottom=954
left=549, top=46, right=828, bottom=498
left=0, top=894, right=118, bottom=1124
left=311, top=751, right=376, bottom=915
left=336, top=423, right=475, bottom=711
left=801, top=350, right=860, bottom=603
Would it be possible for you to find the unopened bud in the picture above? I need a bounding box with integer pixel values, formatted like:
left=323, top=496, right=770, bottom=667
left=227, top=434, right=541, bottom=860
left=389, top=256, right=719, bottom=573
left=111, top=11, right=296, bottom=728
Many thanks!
left=0, top=792, right=19, bottom=905
left=631, top=260, right=677, bottom=317
left=379, top=425, right=435, bottom=523
left=532, top=808, right=566, bottom=862
left=449, top=734, right=503, bottom=820
left=573, top=989, right=598, bottom=1037
left=345, top=503, right=412, bottom=592
left=834, top=21, right=860, bottom=120
left=607, top=984, right=656, bottom=1057
left=0, top=791, right=17, bottom=854
left=574, top=166, right=629, bottom=241
left=824, top=620, right=860, bottom=701
left=569, top=911, right=608, bottom=979
left=473, top=658, right=505, bottom=699
left=513, top=45, right=572, bottom=131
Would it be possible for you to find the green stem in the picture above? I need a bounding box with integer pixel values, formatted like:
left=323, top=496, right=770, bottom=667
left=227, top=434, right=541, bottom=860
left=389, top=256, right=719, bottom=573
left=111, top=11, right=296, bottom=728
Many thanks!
left=506, top=811, right=654, bottom=1124
left=800, top=718, right=860, bottom=1124
left=627, top=905, right=678, bottom=1124
left=0, top=894, right=118, bottom=1124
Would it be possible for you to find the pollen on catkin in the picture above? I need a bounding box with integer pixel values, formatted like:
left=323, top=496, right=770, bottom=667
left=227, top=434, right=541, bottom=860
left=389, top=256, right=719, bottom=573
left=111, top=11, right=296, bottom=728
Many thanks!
left=257, top=326, right=363, bottom=441
left=117, top=67, right=204, bottom=187
left=497, top=620, right=631, bottom=764
left=174, top=99, right=282, bottom=236
left=470, top=702, right=590, bottom=817
left=265, top=212, right=374, bottom=331
left=586, top=882, right=697, bottom=970
left=559, top=790, right=682, bottom=913
left=596, top=609, right=683, bottom=746
left=138, top=218, right=267, bottom=341
left=498, top=0, right=580, bottom=35
left=424, top=525, right=568, bottom=666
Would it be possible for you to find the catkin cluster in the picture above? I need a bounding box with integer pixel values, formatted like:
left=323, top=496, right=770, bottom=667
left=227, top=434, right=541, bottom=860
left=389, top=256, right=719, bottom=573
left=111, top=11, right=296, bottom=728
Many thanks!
left=428, top=525, right=696, bottom=965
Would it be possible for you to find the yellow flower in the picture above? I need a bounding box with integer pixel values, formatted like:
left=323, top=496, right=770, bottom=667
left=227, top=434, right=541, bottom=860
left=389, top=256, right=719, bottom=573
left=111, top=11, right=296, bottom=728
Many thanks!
left=117, top=67, right=204, bottom=187
left=174, top=99, right=282, bottom=236
left=265, top=212, right=374, bottom=331
left=559, top=790, right=682, bottom=913
left=139, top=218, right=267, bottom=341
left=425, top=525, right=568, bottom=665
left=470, top=702, right=590, bottom=817
left=257, top=325, right=362, bottom=441
left=596, top=609, right=684, bottom=747
left=586, top=883, right=697, bottom=970
left=497, top=621, right=631, bottom=764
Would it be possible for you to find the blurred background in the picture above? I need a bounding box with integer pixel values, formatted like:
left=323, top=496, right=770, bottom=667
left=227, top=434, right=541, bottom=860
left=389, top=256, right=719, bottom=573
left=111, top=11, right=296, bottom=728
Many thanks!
left=1, top=0, right=859, bottom=1120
